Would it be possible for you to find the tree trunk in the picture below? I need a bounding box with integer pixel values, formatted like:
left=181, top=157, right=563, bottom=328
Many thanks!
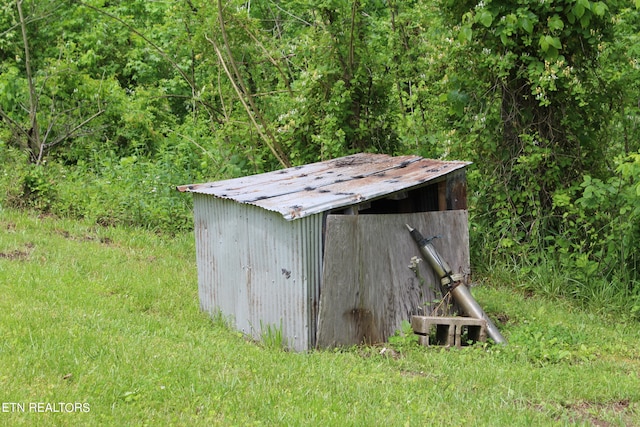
left=16, top=0, right=42, bottom=163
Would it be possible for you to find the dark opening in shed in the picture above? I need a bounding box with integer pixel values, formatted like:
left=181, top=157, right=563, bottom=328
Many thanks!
left=178, top=153, right=471, bottom=351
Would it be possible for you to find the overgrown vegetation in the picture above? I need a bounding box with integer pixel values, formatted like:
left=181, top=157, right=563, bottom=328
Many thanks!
left=1, top=1, right=639, bottom=313
left=1, top=210, right=639, bottom=425
left=444, top=0, right=640, bottom=315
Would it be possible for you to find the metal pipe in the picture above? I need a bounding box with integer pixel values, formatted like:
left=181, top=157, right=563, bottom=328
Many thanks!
left=406, top=224, right=507, bottom=345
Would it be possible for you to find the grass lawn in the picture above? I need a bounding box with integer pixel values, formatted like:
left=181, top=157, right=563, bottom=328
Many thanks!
left=0, top=209, right=639, bottom=426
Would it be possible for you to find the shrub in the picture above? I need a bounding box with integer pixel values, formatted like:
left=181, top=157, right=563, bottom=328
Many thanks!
left=552, top=153, right=640, bottom=304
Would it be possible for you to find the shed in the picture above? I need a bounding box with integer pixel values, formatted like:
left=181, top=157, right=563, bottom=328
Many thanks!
left=177, top=153, right=471, bottom=351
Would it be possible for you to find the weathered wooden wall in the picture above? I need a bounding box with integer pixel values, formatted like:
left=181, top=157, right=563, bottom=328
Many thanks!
left=316, top=211, right=470, bottom=348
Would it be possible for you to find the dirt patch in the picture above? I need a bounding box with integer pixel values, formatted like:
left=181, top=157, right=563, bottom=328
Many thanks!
left=0, top=242, right=34, bottom=261
left=0, top=249, right=30, bottom=261
left=80, top=234, right=113, bottom=245
left=525, top=398, right=636, bottom=426
left=562, top=399, right=633, bottom=427
left=54, top=229, right=113, bottom=245
left=495, top=312, right=510, bottom=324
left=98, top=236, right=113, bottom=245
left=55, top=229, right=72, bottom=239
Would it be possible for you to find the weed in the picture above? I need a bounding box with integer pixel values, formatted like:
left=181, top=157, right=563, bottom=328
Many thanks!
left=260, top=320, right=286, bottom=350
left=388, top=320, right=418, bottom=352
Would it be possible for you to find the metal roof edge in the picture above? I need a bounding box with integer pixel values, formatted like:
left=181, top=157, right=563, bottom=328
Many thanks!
left=177, top=154, right=472, bottom=221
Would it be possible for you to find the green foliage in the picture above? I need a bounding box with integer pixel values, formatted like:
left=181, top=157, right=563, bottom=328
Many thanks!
left=548, top=152, right=640, bottom=308
left=0, top=0, right=174, bottom=163
left=260, top=320, right=286, bottom=350
left=507, top=318, right=598, bottom=366
left=441, top=0, right=639, bottom=310
left=19, top=163, right=58, bottom=211
left=0, top=143, right=203, bottom=233
left=388, top=319, right=418, bottom=352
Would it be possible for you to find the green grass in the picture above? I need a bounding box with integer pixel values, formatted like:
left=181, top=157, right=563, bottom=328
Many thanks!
left=0, top=209, right=639, bottom=426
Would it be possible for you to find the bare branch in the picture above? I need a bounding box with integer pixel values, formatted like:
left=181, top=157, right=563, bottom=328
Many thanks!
left=45, top=109, right=105, bottom=149
left=0, top=9, right=58, bottom=39
left=229, top=15, right=294, bottom=97
left=211, top=0, right=291, bottom=168
left=206, top=33, right=290, bottom=169
left=166, top=129, right=221, bottom=168
left=0, top=106, right=30, bottom=151
left=265, top=0, right=312, bottom=26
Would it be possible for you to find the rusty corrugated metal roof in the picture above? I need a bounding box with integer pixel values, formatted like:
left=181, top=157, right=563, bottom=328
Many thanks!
left=177, top=153, right=471, bottom=220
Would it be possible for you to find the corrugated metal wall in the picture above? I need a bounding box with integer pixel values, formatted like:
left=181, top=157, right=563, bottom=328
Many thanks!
left=193, top=194, right=323, bottom=351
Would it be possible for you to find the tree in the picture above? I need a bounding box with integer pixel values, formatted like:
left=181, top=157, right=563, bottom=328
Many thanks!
left=440, top=0, right=623, bottom=248
left=0, top=0, right=106, bottom=164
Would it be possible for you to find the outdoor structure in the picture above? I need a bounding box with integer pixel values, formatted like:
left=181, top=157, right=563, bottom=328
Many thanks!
left=177, top=153, right=471, bottom=351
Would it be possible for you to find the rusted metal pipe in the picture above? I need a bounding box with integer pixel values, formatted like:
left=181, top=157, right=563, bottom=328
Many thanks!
left=406, top=224, right=507, bottom=345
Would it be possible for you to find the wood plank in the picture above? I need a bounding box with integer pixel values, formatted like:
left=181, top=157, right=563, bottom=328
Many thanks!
left=316, top=211, right=470, bottom=348
left=438, top=181, right=447, bottom=211
left=446, top=170, right=467, bottom=210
